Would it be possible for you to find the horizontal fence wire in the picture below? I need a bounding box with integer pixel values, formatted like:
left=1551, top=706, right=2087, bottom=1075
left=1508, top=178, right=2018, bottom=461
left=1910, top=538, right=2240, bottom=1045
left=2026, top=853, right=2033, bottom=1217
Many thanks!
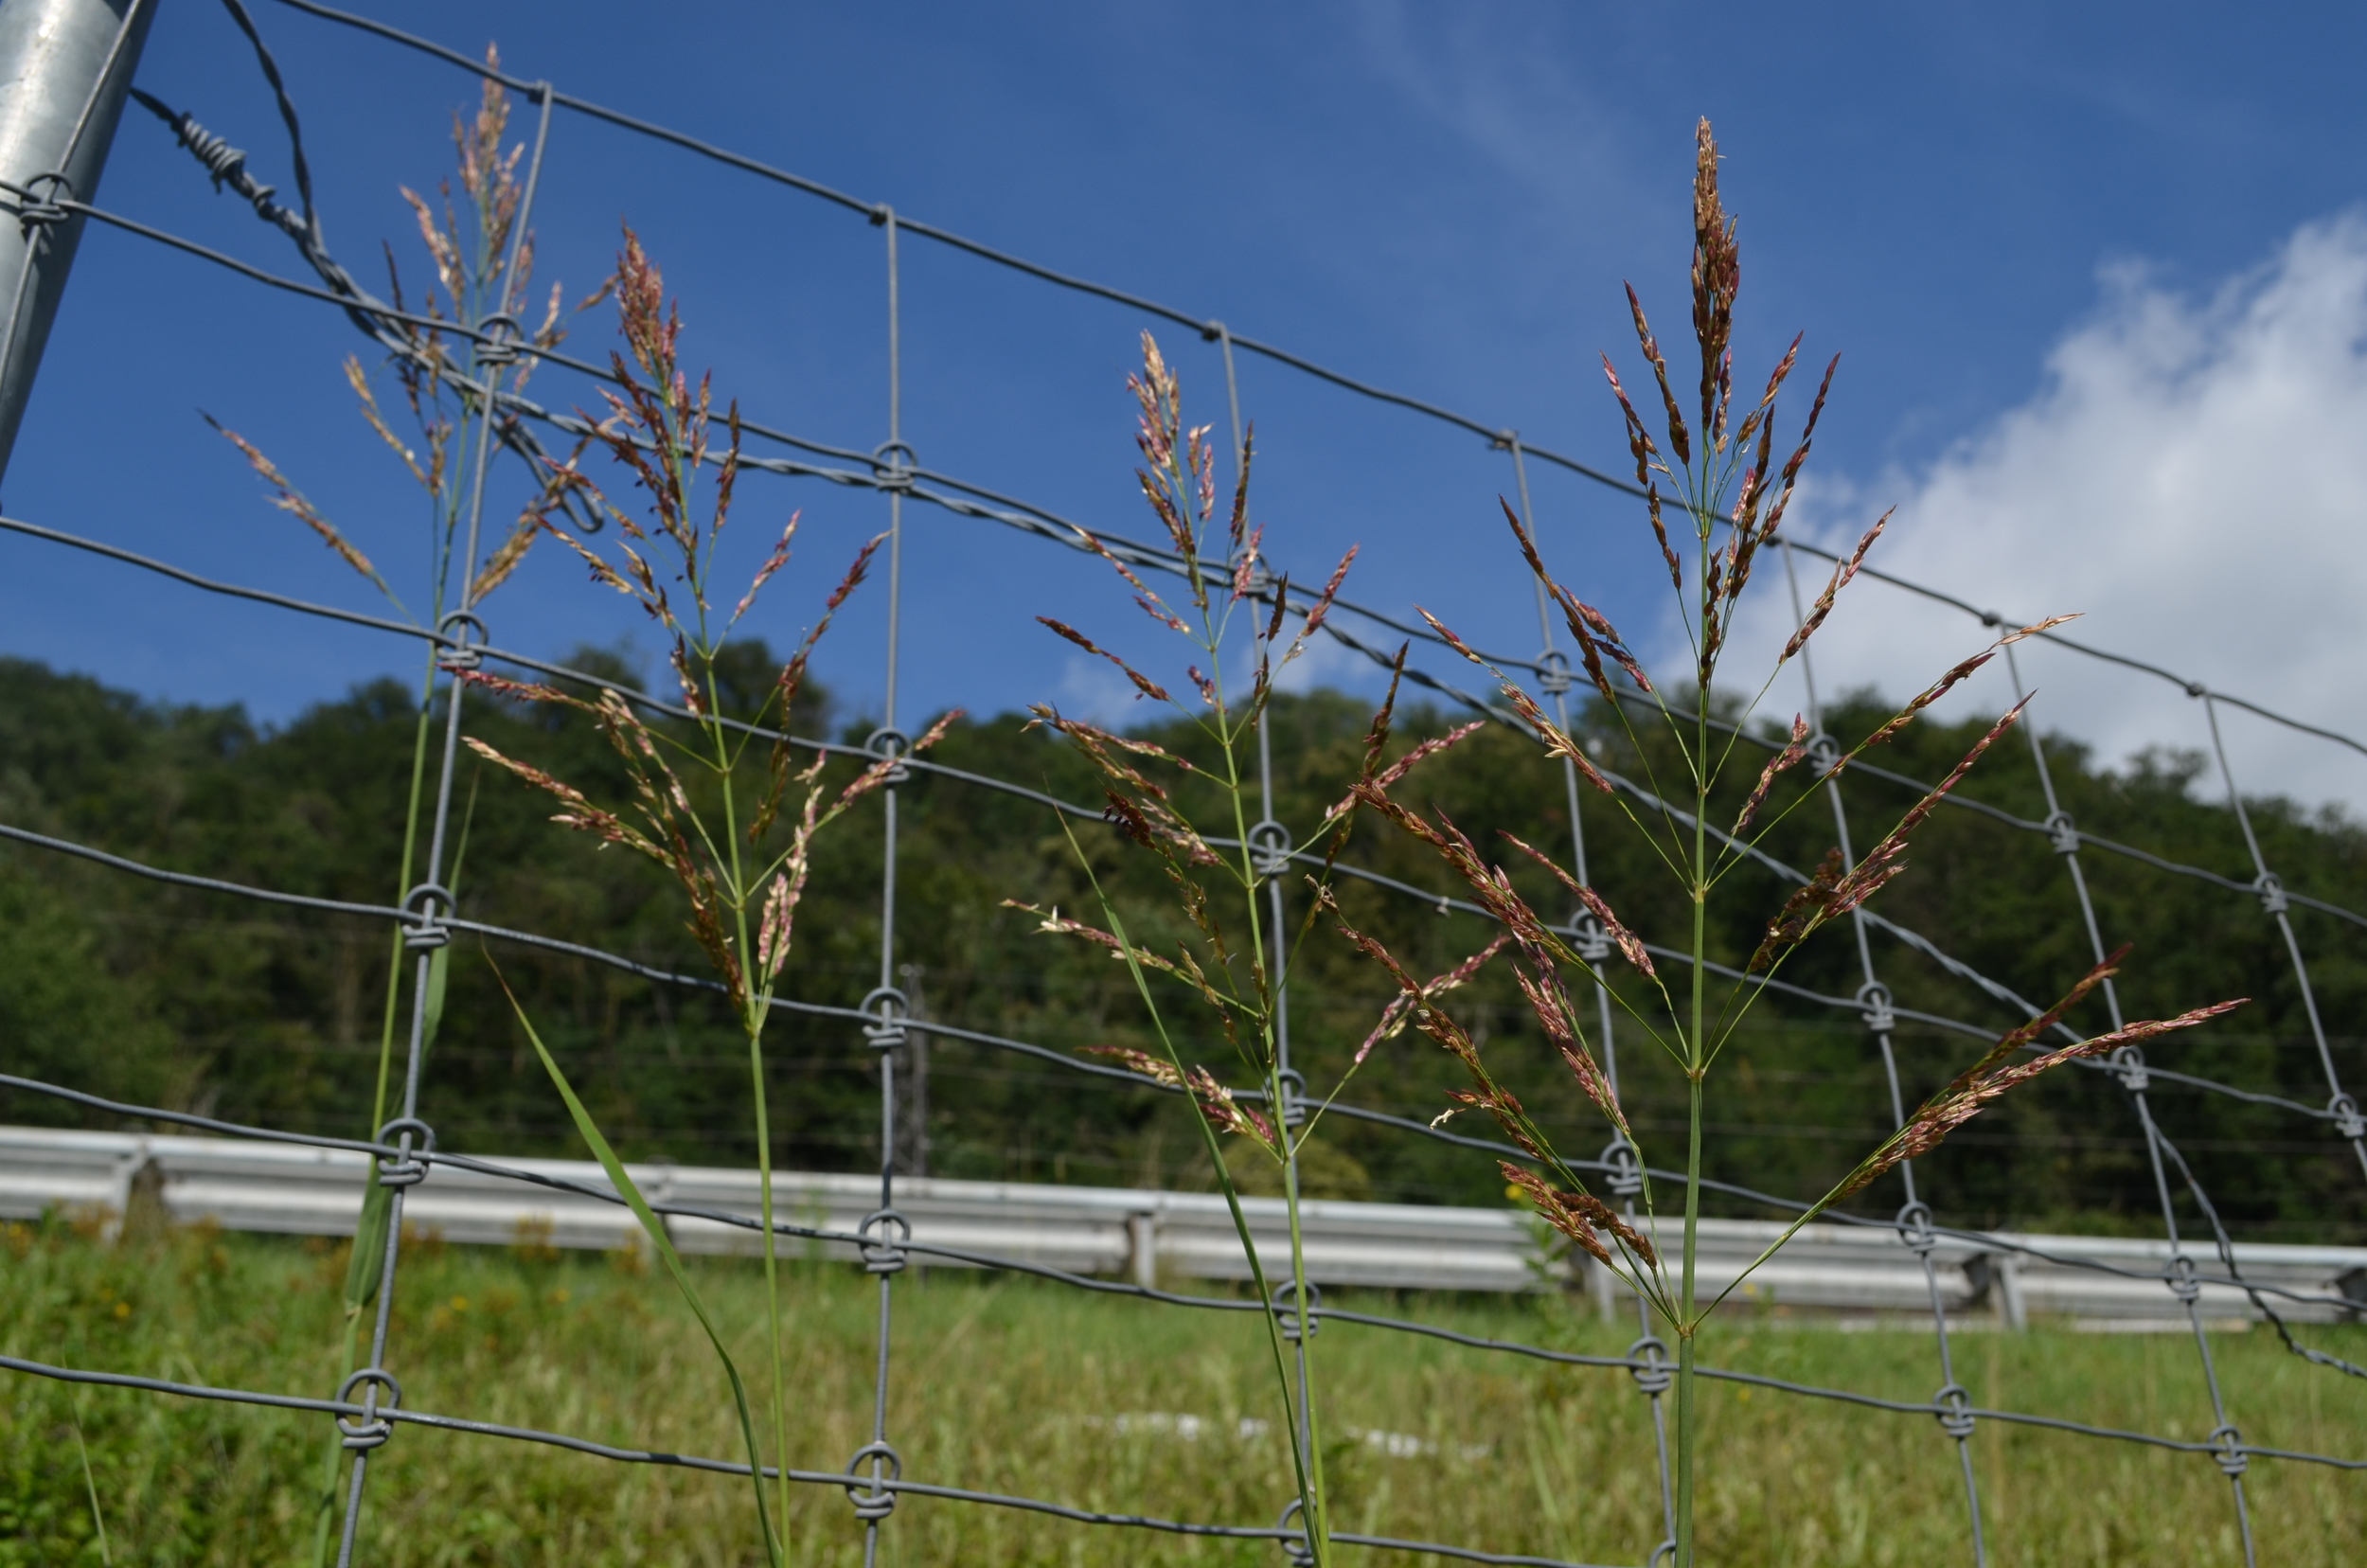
left=0, top=4, right=2358, bottom=1563
left=228, top=0, right=2367, bottom=765
left=4, top=1078, right=2363, bottom=1470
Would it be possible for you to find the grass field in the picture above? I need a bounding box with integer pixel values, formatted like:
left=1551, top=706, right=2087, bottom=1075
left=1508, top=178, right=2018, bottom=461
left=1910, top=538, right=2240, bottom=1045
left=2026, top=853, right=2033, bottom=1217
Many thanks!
left=1, top=1213, right=2360, bottom=1566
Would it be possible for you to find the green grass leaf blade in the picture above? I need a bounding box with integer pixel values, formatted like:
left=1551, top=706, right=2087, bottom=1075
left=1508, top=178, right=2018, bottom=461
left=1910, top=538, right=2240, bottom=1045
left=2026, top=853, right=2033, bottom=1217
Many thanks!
left=492, top=966, right=782, bottom=1568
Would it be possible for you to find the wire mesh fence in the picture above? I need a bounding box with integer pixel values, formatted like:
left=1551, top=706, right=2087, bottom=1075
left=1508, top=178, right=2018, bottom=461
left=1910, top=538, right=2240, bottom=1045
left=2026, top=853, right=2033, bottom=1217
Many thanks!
left=0, top=3, right=2362, bottom=1564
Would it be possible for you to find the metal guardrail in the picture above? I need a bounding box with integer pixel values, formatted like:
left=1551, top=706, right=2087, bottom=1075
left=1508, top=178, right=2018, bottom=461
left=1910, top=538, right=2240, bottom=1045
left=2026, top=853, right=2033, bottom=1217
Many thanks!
left=7, top=1126, right=2363, bottom=1327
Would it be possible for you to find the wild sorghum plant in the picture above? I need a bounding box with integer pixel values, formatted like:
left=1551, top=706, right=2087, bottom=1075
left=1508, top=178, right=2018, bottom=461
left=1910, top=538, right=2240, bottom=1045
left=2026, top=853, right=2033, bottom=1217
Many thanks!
left=1326, top=120, right=2242, bottom=1566
left=203, top=57, right=601, bottom=1564
left=465, top=231, right=942, bottom=1567
left=1012, top=333, right=1513, bottom=1567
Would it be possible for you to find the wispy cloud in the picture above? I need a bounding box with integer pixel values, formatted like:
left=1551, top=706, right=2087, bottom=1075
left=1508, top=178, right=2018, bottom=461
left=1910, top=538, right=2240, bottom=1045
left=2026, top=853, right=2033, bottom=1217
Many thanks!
left=1720, top=213, right=2367, bottom=815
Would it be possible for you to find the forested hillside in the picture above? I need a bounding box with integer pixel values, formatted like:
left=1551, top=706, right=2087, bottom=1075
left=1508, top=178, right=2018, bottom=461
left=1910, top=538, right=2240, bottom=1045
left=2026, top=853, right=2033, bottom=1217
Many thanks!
left=2, top=650, right=2360, bottom=1240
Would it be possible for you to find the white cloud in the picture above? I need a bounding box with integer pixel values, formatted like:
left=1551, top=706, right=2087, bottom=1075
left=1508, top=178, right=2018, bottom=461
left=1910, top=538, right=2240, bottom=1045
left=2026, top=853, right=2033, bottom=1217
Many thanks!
left=1722, top=213, right=2367, bottom=816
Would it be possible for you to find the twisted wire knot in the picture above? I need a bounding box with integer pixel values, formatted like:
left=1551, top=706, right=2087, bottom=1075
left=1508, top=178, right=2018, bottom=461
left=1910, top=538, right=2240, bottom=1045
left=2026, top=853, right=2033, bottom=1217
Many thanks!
left=1858, top=982, right=1896, bottom=1037
left=1933, top=1381, right=1977, bottom=1440
left=2331, top=1093, right=2365, bottom=1142
left=373, top=1116, right=436, bottom=1190
left=870, top=440, right=916, bottom=494
left=335, top=1367, right=402, bottom=1451
left=1248, top=819, right=1291, bottom=881
left=865, top=726, right=911, bottom=786
left=2165, top=1253, right=2202, bottom=1304
left=167, top=110, right=263, bottom=196
left=1272, top=1279, right=1321, bottom=1344
left=16, top=172, right=70, bottom=233
left=1536, top=649, right=1574, bottom=698
left=861, top=986, right=910, bottom=1052
left=858, top=1208, right=910, bottom=1275
left=2210, top=1424, right=2250, bottom=1477
left=1626, top=1334, right=1672, bottom=1396
left=842, top=1439, right=901, bottom=1519
left=2112, top=1044, right=2150, bottom=1095
left=1807, top=732, right=1841, bottom=773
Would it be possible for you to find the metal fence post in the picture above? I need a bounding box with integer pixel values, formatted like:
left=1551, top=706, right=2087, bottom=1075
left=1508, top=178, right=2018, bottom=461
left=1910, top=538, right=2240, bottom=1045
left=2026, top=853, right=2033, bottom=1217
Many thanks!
left=0, top=0, right=156, bottom=482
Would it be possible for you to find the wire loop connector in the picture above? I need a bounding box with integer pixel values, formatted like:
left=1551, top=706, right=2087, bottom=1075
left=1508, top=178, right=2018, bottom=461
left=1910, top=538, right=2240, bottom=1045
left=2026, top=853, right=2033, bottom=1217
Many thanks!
left=2210, top=1423, right=2250, bottom=1478
left=1895, top=1200, right=1937, bottom=1257
left=1248, top=819, right=1291, bottom=881
left=1625, top=1334, right=1673, bottom=1396
left=373, top=1116, right=436, bottom=1190
left=436, top=611, right=488, bottom=672
left=1933, top=1381, right=1977, bottom=1440
left=1272, top=1279, right=1321, bottom=1343
left=2254, top=873, right=2289, bottom=917
left=1601, top=1137, right=1644, bottom=1200
left=858, top=1207, right=911, bottom=1275
left=335, top=1366, right=402, bottom=1451
left=861, top=986, right=910, bottom=1052
left=15, top=171, right=70, bottom=233
left=2331, top=1093, right=2366, bottom=1142
left=1535, top=648, right=1574, bottom=697
left=2044, top=810, right=2080, bottom=856
left=472, top=311, right=521, bottom=366
left=865, top=725, right=911, bottom=785
left=1857, top=981, right=1896, bottom=1037
left=870, top=439, right=916, bottom=494
left=1276, top=1499, right=1316, bottom=1568
left=842, top=1439, right=901, bottom=1519
left=400, top=882, right=454, bottom=952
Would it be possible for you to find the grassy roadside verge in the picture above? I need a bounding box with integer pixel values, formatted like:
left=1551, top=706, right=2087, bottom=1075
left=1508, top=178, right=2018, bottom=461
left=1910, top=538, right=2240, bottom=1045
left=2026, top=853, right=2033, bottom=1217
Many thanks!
left=2, top=1217, right=2358, bottom=1565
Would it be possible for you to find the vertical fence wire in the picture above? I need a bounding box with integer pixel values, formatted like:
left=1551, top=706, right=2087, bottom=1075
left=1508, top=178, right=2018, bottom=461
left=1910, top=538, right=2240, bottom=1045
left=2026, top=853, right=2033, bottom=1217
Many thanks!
left=328, top=77, right=558, bottom=1568
left=848, top=200, right=913, bottom=1565
left=1779, top=541, right=1987, bottom=1565
left=2196, top=692, right=2367, bottom=1183
left=1503, top=434, right=1677, bottom=1564
left=2002, top=636, right=2262, bottom=1565
left=1207, top=319, right=1324, bottom=1527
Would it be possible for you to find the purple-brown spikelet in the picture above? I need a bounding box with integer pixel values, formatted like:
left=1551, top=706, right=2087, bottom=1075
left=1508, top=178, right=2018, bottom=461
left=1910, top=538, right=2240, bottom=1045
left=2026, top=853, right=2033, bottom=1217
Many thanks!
left=1783, top=508, right=1892, bottom=663
left=1503, top=1162, right=1611, bottom=1265
left=1749, top=846, right=1846, bottom=973
left=1625, top=283, right=1691, bottom=467
left=731, top=511, right=801, bottom=627
left=1037, top=617, right=1173, bottom=703
left=1734, top=714, right=1810, bottom=834
left=1350, top=934, right=1510, bottom=1066
left=1830, top=988, right=2249, bottom=1205
left=1496, top=832, right=1655, bottom=980
left=1082, top=1043, right=1186, bottom=1091
left=1690, top=118, right=1739, bottom=448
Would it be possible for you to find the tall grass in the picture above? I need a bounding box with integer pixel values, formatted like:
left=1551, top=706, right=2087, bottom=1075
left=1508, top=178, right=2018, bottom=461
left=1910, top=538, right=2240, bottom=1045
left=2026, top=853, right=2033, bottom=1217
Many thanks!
left=5, top=1221, right=2359, bottom=1566
left=1011, top=334, right=1517, bottom=1565
left=1328, top=120, right=2245, bottom=1566
left=462, top=232, right=946, bottom=1565
left=200, top=53, right=599, bottom=1564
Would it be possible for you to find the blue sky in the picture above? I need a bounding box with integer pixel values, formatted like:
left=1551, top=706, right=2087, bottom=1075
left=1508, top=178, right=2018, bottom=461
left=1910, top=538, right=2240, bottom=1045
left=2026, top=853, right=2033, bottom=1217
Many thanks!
left=8, top=1, right=2366, bottom=802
